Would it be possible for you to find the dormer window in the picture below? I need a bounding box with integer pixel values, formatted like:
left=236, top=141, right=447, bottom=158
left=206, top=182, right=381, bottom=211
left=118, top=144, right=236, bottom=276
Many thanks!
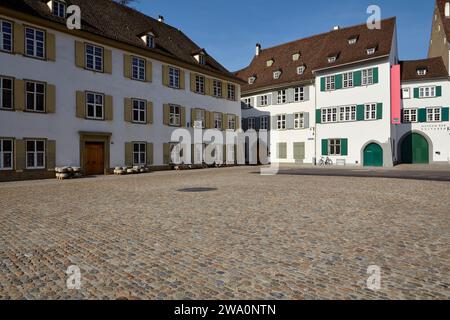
left=297, top=65, right=306, bottom=75
left=417, top=68, right=427, bottom=76
left=248, top=76, right=256, bottom=85
left=273, top=70, right=282, bottom=79
left=292, top=53, right=300, bottom=61
left=194, top=53, right=206, bottom=65
left=328, top=56, right=337, bottom=63
left=144, top=33, right=155, bottom=48
left=266, top=59, right=274, bottom=67
left=366, top=47, right=376, bottom=55
left=48, top=0, right=66, bottom=18
left=348, top=36, right=358, bottom=45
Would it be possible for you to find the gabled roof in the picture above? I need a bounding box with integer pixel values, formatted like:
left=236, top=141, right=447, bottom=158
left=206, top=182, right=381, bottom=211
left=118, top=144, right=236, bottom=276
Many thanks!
left=235, top=17, right=396, bottom=93
left=400, top=57, right=449, bottom=81
left=436, top=0, right=450, bottom=42
left=0, top=0, right=240, bottom=81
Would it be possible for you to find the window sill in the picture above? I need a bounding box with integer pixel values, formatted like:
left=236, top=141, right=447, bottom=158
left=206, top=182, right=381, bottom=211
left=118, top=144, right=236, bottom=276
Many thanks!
left=85, top=117, right=105, bottom=121
left=23, top=54, right=47, bottom=61
left=0, top=108, right=15, bottom=112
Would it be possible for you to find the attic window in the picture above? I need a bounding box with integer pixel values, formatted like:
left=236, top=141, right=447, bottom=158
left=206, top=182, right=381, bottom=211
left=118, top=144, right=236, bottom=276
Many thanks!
left=417, top=68, right=427, bottom=76
left=195, top=53, right=206, bottom=65
left=297, top=65, right=306, bottom=75
left=348, top=36, right=358, bottom=45
left=273, top=71, right=282, bottom=79
left=328, top=56, right=337, bottom=63
left=141, top=33, right=155, bottom=49
left=266, top=59, right=274, bottom=67
left=366, top=47, right=376, bottom=55
left=48, top=0, right=66, bottom=18
left=292, top=53, right=300, bottom=61
left=248, top=76, right=256, bottom=84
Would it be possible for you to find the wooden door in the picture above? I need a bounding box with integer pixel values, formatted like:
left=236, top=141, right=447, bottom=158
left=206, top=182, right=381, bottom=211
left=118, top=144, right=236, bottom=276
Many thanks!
left=85, top=142, right=104, bottom=175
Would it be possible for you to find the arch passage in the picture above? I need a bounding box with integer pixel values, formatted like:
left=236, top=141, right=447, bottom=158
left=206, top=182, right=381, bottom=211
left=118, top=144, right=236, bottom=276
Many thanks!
left=363, top=143, right=383, bottom=167
left=400, top=133, right=429, bottom=164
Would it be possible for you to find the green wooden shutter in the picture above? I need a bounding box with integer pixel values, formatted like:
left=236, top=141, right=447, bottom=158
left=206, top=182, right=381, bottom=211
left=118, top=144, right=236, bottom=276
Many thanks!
left=335, top=74, right=343, bottom=89
left=441, top=107, right=449, bottom=121
left=321, top=139, right=328, bottom=156
left=418, top=108, right=427, bottom=122
left=357, top=105, right=365, bottom=121
left=436, top=86, right=442, bottom=97
left=354, top=70, right=362, bottom=86
left=316, top=109, right=321, bottom=124
left=320, top=77, right=326, bottom=92
left=414, top=88, right=419, bottom=98
left=341, top=139, right=348, bottom=156
left=376, top=103, right=383, bottom=120
left=373, top=68, right=379, bottom=84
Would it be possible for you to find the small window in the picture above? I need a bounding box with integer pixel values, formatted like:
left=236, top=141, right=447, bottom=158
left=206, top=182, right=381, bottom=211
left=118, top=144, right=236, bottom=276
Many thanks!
left=292, top=53, right=300, bottom=61
left=86, top=92, right=104, bottom=120
left=266, top=59, right=274, bottom=67
left=417, top=68, right=427, bottom=76
left=213, top=113, right=222, bottom=129
left=329, top=139, right=341, bottom=156
left=25, top=81, right=46, bottom=112
left=402, top=88, right=411, bottom=99
left=0, top=139, right=13, bottom=170
left=325, top=75, right=335, bottom=91
left=26, top=140, right=45, bottom=169
left=194, top=109, right=206, bottom=128
left=365, top=103, right=377, bottom=120
left=427, top=107, right=441, bottom=122
left=419, top=86, right=436, bottom=98
left=169, top=105, right=181, bottom=126
left=228, top=115, right=236, bottom=130
left=198, top=54, right=205, bottom=65
left=132, top=57, right=146, bottom=81
left=0, top=19, right=13, bottom=52
left=297, top=66, right=306, bottom=75
left=133, top=143, right=146, bottom=166
left=25, top=27, right=46, bottom=59
left=169, top=67, right=180, bottom=88
left=146, top=33, right=155, bottom=49
left=366, top=47, right=376, bottom=55
left=328, top=56, right=337, bottom=63
left=276, top=114, right=286, bottom=130
left=195, top=75, right=205, bottom=94
left=243, top=98, right=252, bottom=108
left=322, top=107, right=338, bottom=123
left=362, top=68, right=374, bottom=86
left=294, top=87, right=304, bottom=102
left=247, top=117, right=256, bottom=130
left=248, top=76, right=256, bottom=85
left=260, top=116, right=269, bottom=130
left=294, top=113, right=305, bottom=129
left=132, top=99, right=147, bottom=123
left=227, top=83, right=236, bottom=100
left=0, top=77, right=13, bottom=110
left=343, top=72, right=354, bottom=88
left=260, top=95, right=269, bottom=106
left=52, top=1, right=66, bottom=18
left=277, top=90, right=286, bottom=104
left=273, top=71, right=281, bottom=79
left=403, top=109, right=417, bottom=123
left=339, top=105, right=357, bottom=122
left=348, top=37, right=358, bottom=45
left=213, top=80, right=222, bottom=97
left=85, top=43, right=103, bottom=72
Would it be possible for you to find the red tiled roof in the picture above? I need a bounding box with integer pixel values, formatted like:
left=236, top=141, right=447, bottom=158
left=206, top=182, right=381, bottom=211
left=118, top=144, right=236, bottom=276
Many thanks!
left=400, top=57, right=448, bottom=81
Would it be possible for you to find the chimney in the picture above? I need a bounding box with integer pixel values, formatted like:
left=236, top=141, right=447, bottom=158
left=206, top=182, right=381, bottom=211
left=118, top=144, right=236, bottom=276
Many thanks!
left=256, top=43, right=261, bottom=56
left=333, top=25, right=340, bottom=31
left=446, top=2, right=450, bottom=18
left=158, top=15, right=165, bottom=23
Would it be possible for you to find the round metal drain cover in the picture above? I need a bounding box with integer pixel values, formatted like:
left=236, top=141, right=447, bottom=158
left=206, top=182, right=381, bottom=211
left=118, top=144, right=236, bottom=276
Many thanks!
left=178, top=187, right=217, bottom=193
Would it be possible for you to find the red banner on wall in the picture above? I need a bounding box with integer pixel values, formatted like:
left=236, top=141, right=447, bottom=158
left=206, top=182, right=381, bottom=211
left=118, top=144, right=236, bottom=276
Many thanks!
left=391, top=64, right=401, bottom=124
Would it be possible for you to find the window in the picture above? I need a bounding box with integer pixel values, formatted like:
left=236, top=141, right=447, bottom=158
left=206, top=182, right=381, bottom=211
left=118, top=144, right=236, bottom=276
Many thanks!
left=214, top=113, right=222, bottom=129
left=294, top=87, right=304, bottom=102
left=365, top=103, right=377, bottom=120
left=25, top=27, right=45, bottom=59
left=328, top=56, right=337, bottom=63
left=247, top=118, right=255, bottom=130
left=228, top=115, right=236, bottom=130
left=362, top=69, right=374, bottom=86
left=248, top=77, right=256, bottom=85
left=266, top=59, right=274, bottom=67
left=419, top=86, right=436, bottom=98
left=243, top=98, right=252, bottom=108
left=277, top=114, right=286, bottom=130
left=403, top=109, right=417, bottom=123
left=195, top=75, right=205, bottom=94
left=402, top=88, right=411, bottom=99
left=366, top=48, right=376, bottom=55
left=85, top=43, right=103, bottom=72
left=25, top=81, right=45, bottom=112
left=213, top=80, right=222, bottom=97
left=343, top=72, right=353, bottom=88
left=132, top=57, right=146, bottom=81
left=0, top=20, right=12, bottom=52
left=294, top=113, right=304, bottom=129
left=273, top=71, right=281, bottom=79
left=194, top=109, right=205, bottom=128
left=260, top=95, right=268, bottom=106
left=329, top=139, right=341, bottom=156
left=348, top=37, right=358, bottom=45
left=146, top=34, right=155, bottom=49
left=26, top=140, right=45, bottom=169
left=292, top=53, right=300, bottom=61
left=0, top=77, right=13, bottom=110
left=427, top=107, right=441, bottom=122
left=325, top=76, right=335, bottom=91
left=227, top=84, right=236, bottom=100
left=132, top=99, right=146, bottom=123
left=169, top=105, right=181, bottom=126
left=86, top=92, right=104, bottom=120
left=277, top=90, right=286, bottom=104
left=52, top=1, right=66, bottom=18
left=133, top=143, right=146, bottom=165
left=198, top=54, right=205, bottom=65
left=0, top=139, right=13, bottom=170
left=417, top=68, right=427, bottom=76
left=322, top=107, right=338, bottom=123
left=169, top=67, right=180, bottom=88
left=260, top=116, right=269, bottom=130
left=297, top=66, right=305, bottom=75
left=339, top=105, right=356, bottom=122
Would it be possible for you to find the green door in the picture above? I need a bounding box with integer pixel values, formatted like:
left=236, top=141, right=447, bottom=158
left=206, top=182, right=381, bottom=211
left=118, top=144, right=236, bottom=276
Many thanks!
left=363, top=143, right=383, bottom=167
left=293, top=142, right=305, bottom=161
left=401, top=133, right=429, bottom=164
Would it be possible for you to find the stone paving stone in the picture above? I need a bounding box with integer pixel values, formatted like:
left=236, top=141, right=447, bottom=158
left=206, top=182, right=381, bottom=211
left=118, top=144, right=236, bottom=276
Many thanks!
left=0, top=167, right=449, bottom=300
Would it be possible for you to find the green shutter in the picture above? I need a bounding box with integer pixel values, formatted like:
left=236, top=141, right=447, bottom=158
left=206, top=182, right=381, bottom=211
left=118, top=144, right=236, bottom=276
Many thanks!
left=436, top=86, right=442, bottom=97
left=354, top=71, right=362, bottom=86
left=414, top=88, right=419, bottom=98
left=321, top=139, right=328, bottom=156
left=357, top=105, right=365, bottom=121
left=341, top=139, right=348, bottom=156
left=320, top=77, right=326, bottom=92
left=335, top=74, right=343, bottom=89
left=376, top=103, right=383, bottom=120
left=316, top=109, right=322, bottom=124
left=442, top=107, right=449, bottom=121
left=418, top=108, right=427, bottom=122
left=373, top=68, right=379, bottom=84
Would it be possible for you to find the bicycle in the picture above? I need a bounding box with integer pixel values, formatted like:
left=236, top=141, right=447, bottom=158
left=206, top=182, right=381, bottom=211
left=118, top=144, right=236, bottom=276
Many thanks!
left=318, top=157, right=333, bottom=166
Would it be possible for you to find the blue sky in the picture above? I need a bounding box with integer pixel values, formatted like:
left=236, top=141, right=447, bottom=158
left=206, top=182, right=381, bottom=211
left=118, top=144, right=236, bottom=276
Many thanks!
left=133, top=0, right=436, bottom=72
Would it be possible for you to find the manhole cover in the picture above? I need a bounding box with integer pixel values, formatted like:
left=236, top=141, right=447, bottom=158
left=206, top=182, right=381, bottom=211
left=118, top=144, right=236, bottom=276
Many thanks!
left=178, top=187, right=217, bottom=193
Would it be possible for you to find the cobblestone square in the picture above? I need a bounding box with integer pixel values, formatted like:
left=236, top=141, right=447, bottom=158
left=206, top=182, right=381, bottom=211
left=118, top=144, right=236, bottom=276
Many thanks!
left=0, top=167, right=449, bottom=300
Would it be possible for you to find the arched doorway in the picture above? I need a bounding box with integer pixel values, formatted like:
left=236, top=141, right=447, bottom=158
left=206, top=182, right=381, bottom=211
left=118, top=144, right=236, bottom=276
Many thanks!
left=400, top=133, right=429, bottom=164
left=363, top=143, right=383, bottom=167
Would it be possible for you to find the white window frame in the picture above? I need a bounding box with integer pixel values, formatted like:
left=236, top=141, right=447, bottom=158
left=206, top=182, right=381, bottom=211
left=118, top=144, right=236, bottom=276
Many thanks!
left=0, top=76, right=13, bottom=110
left=228, top=115, right=236, bottom=130
left=52, top=0, right=66, bottom=18
left=366, top=48, right=376, bottom=55
left=403, top=108, right=418, bottom=123
left=325, top=76, right=335, bottom=91
left=168, top=67, right=180, bottom=89
left=248, top=77, right=256, bottom=85
left=365, top=103, right=377, bottom=120
left=402, top=88, right=411, bottom=99
left=85, top=43, right=103, bottom=72
left=25, top=27, right=46, bottom=59
left=260, top=116, right=269, bottom=130
left=362, top=68, right=374, bottom=86
left=146, top=34, right=155, bottom=49
left=26, top=140, right=45, bottom=169
left=169, top=105, right=181, bottom=126
left=297, top=66, right=305, bottom=75
left=294, top=87, right=305, bottom=102
left=273, top=71, right=281, bottom=79
left=277, top=90, right=286, bottom=104
left=322, top=107, right=338, bottom=123
left=339, top=105, right=356, bottom=122
left=227, top=84, right=236, bottom=100
left=329, top=139, right=341, bottom=156
left=277, top=114, right=286, bottom=130
left=0, top=19, right=13, bottom=53
left=294, top=112, right=305, bottom=129
left=427, top=107, right=441, bottom=122
left=132, top=56, right=146, bottom=81
left=328, top=56, right=337, bottom=63
left=198, top=54, right=205, bottom=65
left=243, top=98, right=252, bottom=108
left=133, top=142, right=146, bottom=166
left=132, top=99, right=147, bottom=124
left=419, top=86, right=436, bottom=98
left=260, top=95, right=268, bottom=106
left=0, top=139, right=13, bottom=170
left=195, top=75, right=205, bottom=94
left=214, top=113, right=222, bottom=129
left=86, top=92, right=104, bottom=120
left=25, top=81, right=46, bottom=112
left=248, top=117, right=256, bottom=130
left=213, top=80, right=222, bottom=97
left=343, top=72, right=354, bottom=88
left=417, top=69, right=427, bottom=76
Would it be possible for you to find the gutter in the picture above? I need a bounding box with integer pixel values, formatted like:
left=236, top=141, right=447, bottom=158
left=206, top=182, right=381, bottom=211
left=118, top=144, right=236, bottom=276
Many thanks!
left=240, top=79, right=315, bottom=97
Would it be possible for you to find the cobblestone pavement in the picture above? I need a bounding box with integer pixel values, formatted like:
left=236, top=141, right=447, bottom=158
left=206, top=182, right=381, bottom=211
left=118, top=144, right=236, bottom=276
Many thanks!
left=0, top=167, right=449, bottom=300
